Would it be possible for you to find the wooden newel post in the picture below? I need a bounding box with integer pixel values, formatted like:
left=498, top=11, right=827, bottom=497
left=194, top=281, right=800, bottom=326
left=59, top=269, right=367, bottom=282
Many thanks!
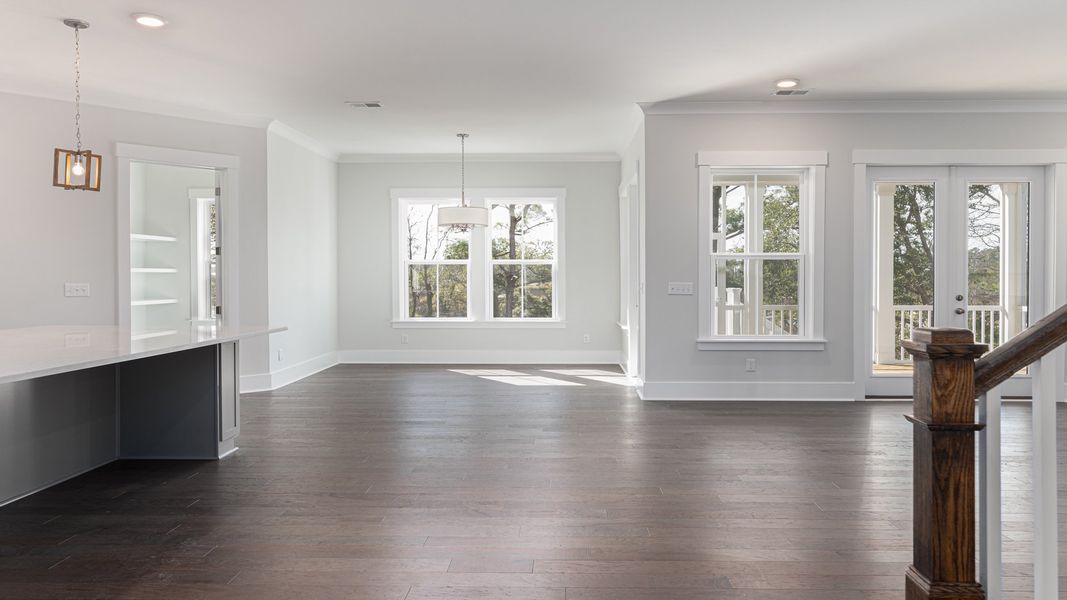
left=903, top=328, right=988, bottom=600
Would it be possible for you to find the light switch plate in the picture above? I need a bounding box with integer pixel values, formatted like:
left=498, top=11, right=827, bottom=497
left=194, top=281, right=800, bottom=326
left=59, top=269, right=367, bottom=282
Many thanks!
left=667, top=281, right=694, bottom=295
left=64, top=282, right=90, bottom=297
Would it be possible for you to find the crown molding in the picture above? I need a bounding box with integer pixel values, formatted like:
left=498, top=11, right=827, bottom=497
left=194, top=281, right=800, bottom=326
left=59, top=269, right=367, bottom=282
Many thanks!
left=339, top=152, right=620, bottom=164
left=267, top=120, right=340, bottom=161
left=641, top=99, right=1067, bottom=115
left=0, top=85, right=272, bottom=129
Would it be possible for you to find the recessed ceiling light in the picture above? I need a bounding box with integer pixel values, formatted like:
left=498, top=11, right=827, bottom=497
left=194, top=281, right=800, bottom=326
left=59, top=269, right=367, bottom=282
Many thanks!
left=775, top=78, right=800, bottom=89
left=131, top=13, right=167, bottom=28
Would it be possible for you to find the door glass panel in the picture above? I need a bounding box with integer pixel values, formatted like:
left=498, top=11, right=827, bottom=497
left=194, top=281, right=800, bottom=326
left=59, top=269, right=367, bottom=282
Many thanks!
left=873, top=183, right=935, bottom=373
left=967, top=182, right=1030, bottom=351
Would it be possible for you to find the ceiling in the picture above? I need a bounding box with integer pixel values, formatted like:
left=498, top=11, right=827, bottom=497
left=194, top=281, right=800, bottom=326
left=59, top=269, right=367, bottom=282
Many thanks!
left=3, top=0, right=1067, bottom=155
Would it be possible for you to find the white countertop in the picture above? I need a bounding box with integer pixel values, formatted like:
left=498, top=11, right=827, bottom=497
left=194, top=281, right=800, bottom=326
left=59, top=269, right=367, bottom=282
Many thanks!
left=0, top=324, right=285, bottom=385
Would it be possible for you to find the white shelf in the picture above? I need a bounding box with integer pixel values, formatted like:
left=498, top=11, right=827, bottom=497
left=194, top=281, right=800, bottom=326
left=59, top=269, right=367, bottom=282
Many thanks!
left=130, top=233, right=177, bottom=242
left=131, top=267, right=178, bottom=274
left=131, top=298, right=178, bottom=307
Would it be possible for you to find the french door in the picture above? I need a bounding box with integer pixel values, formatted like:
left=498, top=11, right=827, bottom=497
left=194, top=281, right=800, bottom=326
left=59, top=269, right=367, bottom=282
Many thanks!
left=866, top=165, right=1044, bottom=397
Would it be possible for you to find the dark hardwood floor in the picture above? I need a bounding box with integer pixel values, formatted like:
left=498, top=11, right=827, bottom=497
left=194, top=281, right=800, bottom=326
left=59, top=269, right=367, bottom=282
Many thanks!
left=1, top=364, right=1063, bottom=599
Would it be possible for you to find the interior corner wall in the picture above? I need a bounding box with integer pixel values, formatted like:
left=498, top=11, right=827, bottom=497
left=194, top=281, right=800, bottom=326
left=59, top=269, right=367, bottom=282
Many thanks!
left=0, top=90, right=270, bottom=378
left=619, top=121, right=646, bottom=381
left=642, top=111, right=1067, bottom=400
left=266, top=130, right=339, bottom=386
left=337, top=160, right=623, bottom=363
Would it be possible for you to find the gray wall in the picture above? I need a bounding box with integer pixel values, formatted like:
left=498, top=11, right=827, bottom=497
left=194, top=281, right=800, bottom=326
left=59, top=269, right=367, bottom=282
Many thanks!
left=337, top=160, right=623, bottom=361
left=643, top=111, right=1067, bottom=395
left=266, top=128, right=339, bottom=378
left=0, top=90, right=270, bottom=378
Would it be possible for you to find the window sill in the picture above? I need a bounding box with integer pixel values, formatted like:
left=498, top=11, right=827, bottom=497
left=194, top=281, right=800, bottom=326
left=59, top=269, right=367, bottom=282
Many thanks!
left=696, top=337, right=827, bottom=351
left=392, top=319, right=566, bottom=329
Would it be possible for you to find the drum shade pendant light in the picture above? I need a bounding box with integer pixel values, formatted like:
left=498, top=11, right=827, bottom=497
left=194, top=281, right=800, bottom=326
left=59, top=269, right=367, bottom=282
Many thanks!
left=438, top=133, right=488, bottom=227
left=53, top=18, right=101, bottom=191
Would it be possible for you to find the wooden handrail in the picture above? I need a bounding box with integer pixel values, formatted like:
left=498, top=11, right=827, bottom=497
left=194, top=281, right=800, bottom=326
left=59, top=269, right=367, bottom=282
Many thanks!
left=974, top=303, right=1067, bottom=395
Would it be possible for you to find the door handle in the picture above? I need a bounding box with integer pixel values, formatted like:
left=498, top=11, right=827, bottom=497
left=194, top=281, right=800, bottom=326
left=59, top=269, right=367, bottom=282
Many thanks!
left=955, top=294, right=964, bottom=301
left=954, top=308, right=965, bottom=315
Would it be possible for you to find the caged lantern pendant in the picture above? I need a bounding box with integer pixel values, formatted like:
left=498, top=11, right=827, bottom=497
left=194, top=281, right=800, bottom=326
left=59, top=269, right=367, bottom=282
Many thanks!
left=437, top=133, right=488, bottom=227
left=53, top=18, right=101, bottom=192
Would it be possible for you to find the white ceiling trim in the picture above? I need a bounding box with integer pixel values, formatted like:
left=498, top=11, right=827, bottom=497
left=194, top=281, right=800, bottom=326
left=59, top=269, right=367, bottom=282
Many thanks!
left=339, top=153, right=621, bottom=164
left=641, top=99, right=1067, bottom=115
left=852, top=149, right=1067, bottom=165
left=267, top=121, right=340, bottom=162
left=697, top=150, right=828, bottom=167
left=0, top=86, right=271, bottom=130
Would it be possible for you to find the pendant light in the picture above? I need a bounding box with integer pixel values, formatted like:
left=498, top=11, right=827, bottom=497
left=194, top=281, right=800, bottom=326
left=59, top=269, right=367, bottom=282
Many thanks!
left=437, top=133, right=488, bottom=227
left=53, top=18, right=102, bottom=192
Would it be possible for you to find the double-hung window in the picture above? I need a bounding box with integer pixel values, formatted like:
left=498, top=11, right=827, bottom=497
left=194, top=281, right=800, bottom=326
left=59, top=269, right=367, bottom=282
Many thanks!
left=697, top=152, right=827, bottom=350
left=400, top=200, right=471, bottom=319
left=490, top=202, right=558, bottom=319
left=393, top=189, right=565, bottom=326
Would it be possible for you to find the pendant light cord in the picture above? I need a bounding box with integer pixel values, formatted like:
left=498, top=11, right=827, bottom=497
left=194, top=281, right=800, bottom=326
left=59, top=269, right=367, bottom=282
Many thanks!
left=458, top=133, right=468, bottom=208
left=73, top=25, right=82, bottom=155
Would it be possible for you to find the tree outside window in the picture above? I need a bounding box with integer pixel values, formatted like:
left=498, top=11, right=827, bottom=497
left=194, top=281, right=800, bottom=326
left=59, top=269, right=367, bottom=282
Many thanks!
left=491, top=203, right=556, bottom=319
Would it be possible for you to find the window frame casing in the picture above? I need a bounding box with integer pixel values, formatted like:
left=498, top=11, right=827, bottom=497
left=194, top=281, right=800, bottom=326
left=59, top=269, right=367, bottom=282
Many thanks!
left=696, top=151, right=827, bottom=351
left=391, top=188, right=566, bottom=328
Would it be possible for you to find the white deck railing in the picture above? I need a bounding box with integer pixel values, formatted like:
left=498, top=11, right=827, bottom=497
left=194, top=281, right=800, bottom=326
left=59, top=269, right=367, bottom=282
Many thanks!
left=721, top=303, right=799, bottom=336
left=893, top=304, right=1015, bottom=360
left=762, top=305, right=799, bottom=335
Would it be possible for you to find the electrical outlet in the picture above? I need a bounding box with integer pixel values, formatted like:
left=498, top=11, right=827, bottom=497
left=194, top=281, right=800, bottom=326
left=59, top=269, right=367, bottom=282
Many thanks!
left=582, top=334, right=591, bottom=344
left=400, top=334, right=409, bottom=345
left=64, top=332, right=90, bottom=347
left=64, top=282, right=90, bottom=297
left=667, top=281, right=693, bottom=295
left=745, top=358, right=757, bottom=372
left=276, top=349, right=284, bottom=362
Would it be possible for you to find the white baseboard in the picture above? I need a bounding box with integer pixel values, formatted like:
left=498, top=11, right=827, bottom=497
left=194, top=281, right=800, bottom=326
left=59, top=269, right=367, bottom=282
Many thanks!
left=337, top=349, right=622, bottom=365
left=240, top=372, right=273, bottom=393
left=241, top=351, right=339, bottom=393
left=638, top=380, right=857, bottom=401
left=270, top=352, right=339, bottom=389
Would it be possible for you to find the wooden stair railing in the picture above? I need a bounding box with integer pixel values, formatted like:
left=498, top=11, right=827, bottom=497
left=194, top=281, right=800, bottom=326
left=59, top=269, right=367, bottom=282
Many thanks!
left=903, top=302, right=1067, bottom=600
left=974, top=303, right=1067, bottom=395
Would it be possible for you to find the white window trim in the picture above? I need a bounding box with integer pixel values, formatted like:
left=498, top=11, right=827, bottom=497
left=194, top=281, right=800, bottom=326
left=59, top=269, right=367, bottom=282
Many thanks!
left=696, top=151, right=827, bottom=351
left=390, top=188, right=566, bottom=327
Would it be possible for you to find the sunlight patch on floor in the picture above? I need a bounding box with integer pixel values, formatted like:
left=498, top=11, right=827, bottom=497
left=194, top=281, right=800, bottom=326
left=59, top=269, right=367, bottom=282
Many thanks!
left=449, top=369, right=527, bottom=376
left=477, top=375, right=585, bottom=387
left=541, top=369, right=638, bottom=386
left=575, top=375, right=637, bottom=386
left=541, top=369, right=619, bottom=376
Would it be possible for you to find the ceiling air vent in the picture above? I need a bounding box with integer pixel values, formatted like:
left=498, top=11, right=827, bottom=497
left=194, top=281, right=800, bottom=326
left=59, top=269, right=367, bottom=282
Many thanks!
left=345, top=101, right=382, bottom=108
left=774, top=89, right=809, bottom=96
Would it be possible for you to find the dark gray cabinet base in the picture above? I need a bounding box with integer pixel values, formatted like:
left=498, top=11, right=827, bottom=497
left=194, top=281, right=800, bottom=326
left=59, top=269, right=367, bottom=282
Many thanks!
left=0, top=341, right=240, bottom=505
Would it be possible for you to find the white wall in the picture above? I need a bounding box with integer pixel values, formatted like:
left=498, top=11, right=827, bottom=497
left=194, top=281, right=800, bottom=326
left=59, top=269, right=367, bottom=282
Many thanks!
left=0, top=91, right=270, bottom=377
left=642, top=111, right=1067, bottom=399
left=337, top=159, right=622, bottom=363
left=620, top=122, right=645, bottom=380
left=265, top=125, right=339, bottom=388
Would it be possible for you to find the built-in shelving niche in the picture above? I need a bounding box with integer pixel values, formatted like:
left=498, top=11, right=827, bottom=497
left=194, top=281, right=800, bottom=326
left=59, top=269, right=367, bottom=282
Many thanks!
left=129, top=162, right=216, bottom=334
